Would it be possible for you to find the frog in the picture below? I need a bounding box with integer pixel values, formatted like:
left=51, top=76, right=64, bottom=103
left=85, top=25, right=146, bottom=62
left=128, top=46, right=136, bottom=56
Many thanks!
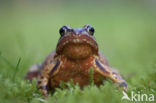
left=26, top=24, right=128, bottom=97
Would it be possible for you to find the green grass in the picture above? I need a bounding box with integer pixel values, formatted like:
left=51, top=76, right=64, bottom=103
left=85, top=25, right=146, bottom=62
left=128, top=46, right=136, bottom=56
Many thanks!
left=0, top=1, right=156, bottom=103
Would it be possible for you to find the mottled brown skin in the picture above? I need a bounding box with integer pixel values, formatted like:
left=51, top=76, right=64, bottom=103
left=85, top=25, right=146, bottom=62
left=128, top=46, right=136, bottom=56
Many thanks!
left=26, top=24, right=128, bottom=97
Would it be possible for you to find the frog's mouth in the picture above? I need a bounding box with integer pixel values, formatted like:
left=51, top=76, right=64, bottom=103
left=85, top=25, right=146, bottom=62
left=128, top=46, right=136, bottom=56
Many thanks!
left=56, top=34, right=98, bottom=59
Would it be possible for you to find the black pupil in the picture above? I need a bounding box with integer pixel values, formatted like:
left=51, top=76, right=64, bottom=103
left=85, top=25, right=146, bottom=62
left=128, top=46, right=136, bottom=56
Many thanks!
left=59, top=28, right=65, bottom=36
left=89, top=27, right=94, bottom=33
left=88, top=27, right=94, bottom=35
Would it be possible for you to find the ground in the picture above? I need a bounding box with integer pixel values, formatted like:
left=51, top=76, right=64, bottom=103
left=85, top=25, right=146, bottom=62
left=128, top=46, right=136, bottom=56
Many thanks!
left=0, top=1, right=156, bottom=103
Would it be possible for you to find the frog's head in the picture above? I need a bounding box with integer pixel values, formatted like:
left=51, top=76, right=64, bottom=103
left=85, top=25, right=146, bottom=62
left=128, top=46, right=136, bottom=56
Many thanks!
left=56, top=24, right=98, bottom=60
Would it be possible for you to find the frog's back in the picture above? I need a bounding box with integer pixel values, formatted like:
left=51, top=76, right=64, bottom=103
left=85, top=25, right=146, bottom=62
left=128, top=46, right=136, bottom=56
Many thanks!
left=25, top=51, right=56, bottom=81
left=40, top=51, right=56, bottom=70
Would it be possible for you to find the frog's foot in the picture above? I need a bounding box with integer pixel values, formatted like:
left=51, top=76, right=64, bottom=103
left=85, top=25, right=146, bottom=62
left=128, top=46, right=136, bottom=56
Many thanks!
left=38, top=59, right=61, bottom=97
left=93, top=58, right=128, bottom=91
left=25, top=64, right=41, bottom=81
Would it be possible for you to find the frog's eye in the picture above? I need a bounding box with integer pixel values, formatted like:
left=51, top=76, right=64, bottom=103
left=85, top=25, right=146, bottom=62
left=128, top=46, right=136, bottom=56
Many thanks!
left=88, top=27, right=95, bottom=35
left=85, top=24, right=95, bottom=36
left=59, top=26, right=67, bottom=37
left=59, top=25, right=72, bottom=36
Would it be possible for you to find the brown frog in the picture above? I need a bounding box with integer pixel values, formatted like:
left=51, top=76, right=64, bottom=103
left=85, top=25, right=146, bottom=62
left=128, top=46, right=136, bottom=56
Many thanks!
left=26, top=24, right=128, bottom=97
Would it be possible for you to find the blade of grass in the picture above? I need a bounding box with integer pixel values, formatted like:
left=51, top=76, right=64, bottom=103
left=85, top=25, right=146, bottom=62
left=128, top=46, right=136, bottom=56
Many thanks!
left=89, top=67, right=94, bottom=86
left=13, top=57, right=21, bottom=80
left=0, top=52, right=22, bottom=80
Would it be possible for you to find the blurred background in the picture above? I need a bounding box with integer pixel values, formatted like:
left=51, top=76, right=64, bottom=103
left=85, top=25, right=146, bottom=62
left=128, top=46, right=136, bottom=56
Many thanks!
left=0, top=0, right=156, bottom=79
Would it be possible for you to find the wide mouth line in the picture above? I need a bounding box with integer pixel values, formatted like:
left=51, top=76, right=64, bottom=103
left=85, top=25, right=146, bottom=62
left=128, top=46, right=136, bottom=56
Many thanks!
left=58, top=38, right=96, bottom=50
left=56, top=35, right=98, bottom=54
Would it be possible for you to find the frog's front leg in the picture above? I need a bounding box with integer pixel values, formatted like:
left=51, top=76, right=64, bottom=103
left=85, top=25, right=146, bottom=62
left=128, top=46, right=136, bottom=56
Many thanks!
left=93, top=58, right=128, bottom=91
left=37, top=60, right=61, bottom=97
